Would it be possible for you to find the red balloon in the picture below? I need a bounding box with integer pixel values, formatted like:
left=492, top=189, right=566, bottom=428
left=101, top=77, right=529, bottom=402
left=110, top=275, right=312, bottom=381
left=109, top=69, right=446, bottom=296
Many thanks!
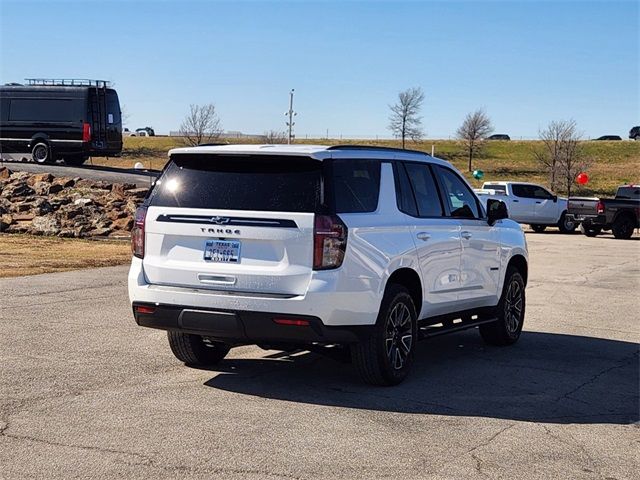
left=576, top=172, right=589, bottom=185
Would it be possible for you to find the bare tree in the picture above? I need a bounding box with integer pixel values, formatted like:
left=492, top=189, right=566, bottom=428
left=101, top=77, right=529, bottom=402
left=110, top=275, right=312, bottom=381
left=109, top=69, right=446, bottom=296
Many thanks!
left=262, top=130, right=287, bottom=144
left=179, top=104, right=223, bottom=146
left=533, top=119, right=583, bottom=192
left=456, top=109, right=493, bottom=172
left=388, top=87, right=425, bottom=149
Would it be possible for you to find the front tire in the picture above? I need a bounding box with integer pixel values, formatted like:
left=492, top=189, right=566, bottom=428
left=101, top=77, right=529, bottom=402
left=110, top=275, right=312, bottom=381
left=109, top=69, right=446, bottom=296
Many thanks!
left=167, top=332, right=230, bottom=366
left=479, top=266, right=525, bottom=346
left=351, top=284, right=417, bottom=386
left=530, top=225, right=546, bottom=233
left=580, top=223, right=601, bottom=237
left=611, top=215, right=635, bottom=239
left=558, top=212, right=577, bottom=234
left=31, top=142, right=51, bottom=164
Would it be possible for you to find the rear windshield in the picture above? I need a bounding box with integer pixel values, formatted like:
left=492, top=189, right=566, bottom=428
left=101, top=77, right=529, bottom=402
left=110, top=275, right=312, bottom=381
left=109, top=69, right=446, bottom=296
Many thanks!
left=484, top=184, right=506, bottom=193
left=149, top=154, right=322, bottom=212
left=616, top=187, right=640, bottom=199
left=148, top=154, right=382, bottom=213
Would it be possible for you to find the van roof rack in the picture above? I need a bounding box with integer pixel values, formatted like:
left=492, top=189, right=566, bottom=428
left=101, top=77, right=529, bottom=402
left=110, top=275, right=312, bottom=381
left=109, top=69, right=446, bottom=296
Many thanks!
left=24, top=78, right=111, bottom=88
left=326, top=144, right=430, bottom=156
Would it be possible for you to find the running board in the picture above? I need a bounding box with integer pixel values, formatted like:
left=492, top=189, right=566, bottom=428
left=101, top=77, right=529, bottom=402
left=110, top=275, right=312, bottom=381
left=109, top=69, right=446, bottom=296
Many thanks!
left=418, top=317, right=498, bottom=340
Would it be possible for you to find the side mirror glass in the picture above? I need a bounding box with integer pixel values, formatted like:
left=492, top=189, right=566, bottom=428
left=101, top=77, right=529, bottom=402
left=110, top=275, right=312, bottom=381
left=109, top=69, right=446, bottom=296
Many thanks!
left=487, top=199, right=508, bottom=225
left=552, top=195, right=558, bottom=203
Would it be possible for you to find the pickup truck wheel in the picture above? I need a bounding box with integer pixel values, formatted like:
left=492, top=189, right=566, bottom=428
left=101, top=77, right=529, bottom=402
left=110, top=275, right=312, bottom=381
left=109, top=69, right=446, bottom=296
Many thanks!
left=31, top=142, right=52, bottom=164
left=558, top=212, right=577, bottom=233
left=579, top=224, right=601, bottom=237
left=351, top=284, right=417, bottom=386
left=479, top=266, right=525, bottom=346
left=530, top=225, right=546, bottom=233
left=612, top=215, right=635, bottom=239
left=167, top=332, right=230, bottom=366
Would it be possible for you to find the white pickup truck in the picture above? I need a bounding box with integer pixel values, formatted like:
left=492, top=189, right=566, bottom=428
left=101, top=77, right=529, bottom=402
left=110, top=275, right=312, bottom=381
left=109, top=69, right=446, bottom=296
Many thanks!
left=475, top=181, right=576, bottom=233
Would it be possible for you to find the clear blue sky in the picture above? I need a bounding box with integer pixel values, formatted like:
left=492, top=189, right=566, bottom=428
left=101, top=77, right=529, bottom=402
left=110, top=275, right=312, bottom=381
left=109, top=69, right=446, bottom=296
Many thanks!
left=1, top=0, right=638, bottom=139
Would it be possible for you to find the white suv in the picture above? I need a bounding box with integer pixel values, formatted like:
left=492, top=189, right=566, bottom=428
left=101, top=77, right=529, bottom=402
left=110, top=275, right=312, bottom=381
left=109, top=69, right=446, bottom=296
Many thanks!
left=128, top=145, right=528, bottom=385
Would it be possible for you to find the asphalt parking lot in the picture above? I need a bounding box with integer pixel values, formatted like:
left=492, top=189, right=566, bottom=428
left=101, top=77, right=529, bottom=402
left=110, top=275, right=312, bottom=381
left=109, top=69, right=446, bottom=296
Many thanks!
left=1, top=230, right=638, bottom=479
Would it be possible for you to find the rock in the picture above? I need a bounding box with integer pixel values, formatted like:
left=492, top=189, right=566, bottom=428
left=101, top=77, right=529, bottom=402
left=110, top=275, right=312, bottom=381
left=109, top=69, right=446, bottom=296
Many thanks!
left=88, top=227, right=113, bottom=237
left=0, top=214, right=13, bottom=231
left=107, top=209, right=127, bottom=221
left=74, top=198, right=93, bottom=206
left=112, top=217, right=133, bottom=231
left=52, top=177, right=76, bottom=189
left=27, top=173, right=54, bottom=186
left=12, top=214, right=35, bottom=222
left=31, top=215, right=60, bottom=235
left=14, top=203, right=32, bottom=213
left=48, top=183, right=64, bottom=194
left=92, top=180, right=113, bottom=190
left=33, top=181, right=51, bottom=195
left=126, top=187, right=148, bottom=199
left=75, top=179, right=96, bottom=189
left=1, top=182, right=34, bottom=198
left=0, top=167, right=11, bottom=179
left=9, top=171, right=30, bottom=182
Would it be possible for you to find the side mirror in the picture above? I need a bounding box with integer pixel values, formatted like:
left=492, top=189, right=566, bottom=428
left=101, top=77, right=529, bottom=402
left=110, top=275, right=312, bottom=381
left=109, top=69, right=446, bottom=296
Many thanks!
left=552, top=195, right=558, bottom=203
left=487, top=199, right=508, bottom=225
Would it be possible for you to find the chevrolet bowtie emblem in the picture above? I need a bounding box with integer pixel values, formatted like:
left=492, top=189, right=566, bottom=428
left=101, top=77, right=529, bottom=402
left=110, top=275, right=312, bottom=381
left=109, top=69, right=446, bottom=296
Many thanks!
left=210, top=216, right=231, bottom=225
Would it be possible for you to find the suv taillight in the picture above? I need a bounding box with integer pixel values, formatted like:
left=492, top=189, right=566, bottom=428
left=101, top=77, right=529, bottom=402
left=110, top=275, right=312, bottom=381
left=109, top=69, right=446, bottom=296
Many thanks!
left=596, top=201, right=605, bottom=215
left=82, top=123, right=91, bottom=142
left=313, top=214, right=347, bottom=270
left=131, top=207, right=147, bottom=258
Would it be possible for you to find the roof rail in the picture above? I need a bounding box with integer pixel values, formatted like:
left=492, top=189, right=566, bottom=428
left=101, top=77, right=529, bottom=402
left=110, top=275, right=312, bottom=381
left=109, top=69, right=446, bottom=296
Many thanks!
left=326, top=144, right=430, bottom=156
left=24, top=78, right=111, bottom=88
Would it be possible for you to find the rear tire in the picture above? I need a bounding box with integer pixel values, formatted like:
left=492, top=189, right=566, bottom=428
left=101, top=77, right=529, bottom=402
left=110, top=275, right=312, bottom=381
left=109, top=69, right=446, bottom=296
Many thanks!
left=580, top=224, right=601, bottom=237
left=167, top=332, right=230, bottom=366
left=31, top=142, right=51, bottom=164
left=530, top=225, right=546, bottom=233
left=351, top=284, right=417, bottom=386
left=611, top=215, right=635, bottom=240
left=479, top=266, right=525, bottom=346
left=558, top=212, right=577, bottom=234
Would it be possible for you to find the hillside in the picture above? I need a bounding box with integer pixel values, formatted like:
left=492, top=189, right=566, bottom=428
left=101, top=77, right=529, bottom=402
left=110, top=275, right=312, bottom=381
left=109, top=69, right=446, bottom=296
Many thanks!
left=92, top=136, right=640, bottom=196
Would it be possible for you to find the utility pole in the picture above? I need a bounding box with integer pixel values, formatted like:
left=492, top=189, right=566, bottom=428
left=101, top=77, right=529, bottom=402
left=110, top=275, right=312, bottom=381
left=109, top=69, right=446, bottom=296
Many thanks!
left=285, top=89, right=296, bottom=144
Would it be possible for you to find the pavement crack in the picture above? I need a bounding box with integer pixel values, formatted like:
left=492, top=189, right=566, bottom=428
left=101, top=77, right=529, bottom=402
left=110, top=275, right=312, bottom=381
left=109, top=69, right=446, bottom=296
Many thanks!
left=556, top=352, right=639, bottom=403
left=464, top=423, right=516, bottom=456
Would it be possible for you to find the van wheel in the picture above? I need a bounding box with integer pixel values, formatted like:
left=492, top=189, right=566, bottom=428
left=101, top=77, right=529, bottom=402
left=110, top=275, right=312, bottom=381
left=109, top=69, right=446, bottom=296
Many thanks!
left=351, top=284, right=417, bottom=386
left=558, top=212, right=577, bottom=233
left=479, top=266, right=525, bottom=346
left=530, top=225, right=546, bottom=233
left=31, top=142, right=51, bottom=164
left=167, top=332, right=230, bottom=366
left=580, top=224, right=601, bottom=237
left=611, top=214, right=635, bottom=240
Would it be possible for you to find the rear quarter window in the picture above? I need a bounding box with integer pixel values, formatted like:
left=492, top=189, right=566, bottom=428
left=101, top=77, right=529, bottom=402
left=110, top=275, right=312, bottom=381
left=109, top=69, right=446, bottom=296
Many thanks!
left=330, top=159, right=381, bottom=213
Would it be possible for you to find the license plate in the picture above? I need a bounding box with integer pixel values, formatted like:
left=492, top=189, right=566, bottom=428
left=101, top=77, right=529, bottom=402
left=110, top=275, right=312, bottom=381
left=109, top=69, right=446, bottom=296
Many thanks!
left=204, top=240, right=241, bottom=263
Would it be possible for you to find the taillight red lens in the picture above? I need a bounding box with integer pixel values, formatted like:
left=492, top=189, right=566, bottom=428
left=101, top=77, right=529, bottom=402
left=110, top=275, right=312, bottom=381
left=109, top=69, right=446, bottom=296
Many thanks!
left=313, top=214, right=347, bottom=270
left=131, top=206, right=147, bottom=258
left=135, top=305, right=156, bottom=314
left=273, top=318, right=310, bottom=326
left=596, top=201, right=605, bottom=214
left=82, top=123, right=91, bottom=142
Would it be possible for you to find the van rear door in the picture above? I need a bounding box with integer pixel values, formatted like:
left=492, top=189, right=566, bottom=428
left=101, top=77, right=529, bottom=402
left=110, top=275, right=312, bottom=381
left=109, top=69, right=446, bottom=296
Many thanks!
left=142, top=154, right=323, bottom=296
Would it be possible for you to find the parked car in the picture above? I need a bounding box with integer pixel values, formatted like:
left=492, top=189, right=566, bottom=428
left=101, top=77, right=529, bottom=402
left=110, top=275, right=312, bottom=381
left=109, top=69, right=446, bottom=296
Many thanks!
left=136, top=127, right=155, bottom=136
left=475, top=181, right=576, bottom=233
left=128, top=144, right=528, bottom=386
left=594, top=135, right=622, bottom=141
left=567, top=185, right=639, bottom=239
left=122, top=128, right=136, bottom=137
left=0, top=79, right=122, bottom=165
left=487, top=134, right=511, bottom=141
left=629, top=126, right=640, bottom=140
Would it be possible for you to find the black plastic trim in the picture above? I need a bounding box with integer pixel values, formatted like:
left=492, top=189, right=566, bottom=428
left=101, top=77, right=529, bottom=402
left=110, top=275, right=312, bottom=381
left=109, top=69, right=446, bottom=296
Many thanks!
left=155, top=214, right=298, bottom=228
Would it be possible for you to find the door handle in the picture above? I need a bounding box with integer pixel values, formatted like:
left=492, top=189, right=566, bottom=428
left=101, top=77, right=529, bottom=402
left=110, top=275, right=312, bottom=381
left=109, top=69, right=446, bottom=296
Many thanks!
left=461, top=231, right=472, bottom=240
left=513, top=199, right=519, bottom=203
left=416, top=232, right=431, bottom=241
left=536, top=201, right=542, bottom=204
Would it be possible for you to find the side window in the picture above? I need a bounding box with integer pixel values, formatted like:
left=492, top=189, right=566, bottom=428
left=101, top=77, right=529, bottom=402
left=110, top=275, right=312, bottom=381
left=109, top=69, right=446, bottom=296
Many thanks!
left=404, top=163, right=443, bottom=217
left=511, top=184, right=530, bottom=198
left=394, top=163, right=418, bottom=216
left=434, top=166, right=480, bottom=219
left=531, top=186, right=552, bottom=199
left=331, top=159, right=381, bottom=213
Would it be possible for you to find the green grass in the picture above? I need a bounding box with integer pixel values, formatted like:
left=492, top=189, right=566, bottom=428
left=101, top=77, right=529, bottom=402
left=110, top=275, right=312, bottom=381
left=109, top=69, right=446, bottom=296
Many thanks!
left=92, top=136, right=640, bottom=196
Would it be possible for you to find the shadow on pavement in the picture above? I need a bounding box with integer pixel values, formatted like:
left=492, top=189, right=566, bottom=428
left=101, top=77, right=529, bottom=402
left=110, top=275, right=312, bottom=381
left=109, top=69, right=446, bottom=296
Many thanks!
left=203, top=330, right=639, bottom=425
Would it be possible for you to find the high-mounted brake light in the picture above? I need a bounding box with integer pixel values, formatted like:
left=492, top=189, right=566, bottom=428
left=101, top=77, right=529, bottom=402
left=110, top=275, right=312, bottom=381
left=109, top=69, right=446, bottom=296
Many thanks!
left=82, top=122, right=91, bottom=143
left=313, top=214, right=347, bottom=270
left=131, top=206, right=147, bottom=258
left=596, top=200, right=605, bottom=215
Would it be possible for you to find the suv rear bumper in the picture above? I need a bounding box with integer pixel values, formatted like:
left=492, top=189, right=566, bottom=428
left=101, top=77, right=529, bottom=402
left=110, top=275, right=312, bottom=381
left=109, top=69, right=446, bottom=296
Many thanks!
left=132, top=302, right=365, bottom=344
left=128, top=258, right=382, bottom=330
left=566, top=213, right=606, bottom=226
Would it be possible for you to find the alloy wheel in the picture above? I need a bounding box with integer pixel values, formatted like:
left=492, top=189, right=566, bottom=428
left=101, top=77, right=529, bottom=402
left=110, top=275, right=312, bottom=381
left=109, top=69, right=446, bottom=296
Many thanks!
left=504, top=279, right=523, bottom=334
left=385, top=302, right=413, bottom=370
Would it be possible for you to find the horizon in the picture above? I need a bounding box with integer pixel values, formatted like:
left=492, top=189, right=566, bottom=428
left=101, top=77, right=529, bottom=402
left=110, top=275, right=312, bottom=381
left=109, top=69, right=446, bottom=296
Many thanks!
left=1, top=0, right=638, bottom=139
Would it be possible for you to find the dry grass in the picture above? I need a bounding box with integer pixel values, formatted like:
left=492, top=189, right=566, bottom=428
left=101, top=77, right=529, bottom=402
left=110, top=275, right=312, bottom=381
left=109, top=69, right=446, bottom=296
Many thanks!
left=0, top=234, right=131, bottom=278
left=89, top=136, right=640, bottom=196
